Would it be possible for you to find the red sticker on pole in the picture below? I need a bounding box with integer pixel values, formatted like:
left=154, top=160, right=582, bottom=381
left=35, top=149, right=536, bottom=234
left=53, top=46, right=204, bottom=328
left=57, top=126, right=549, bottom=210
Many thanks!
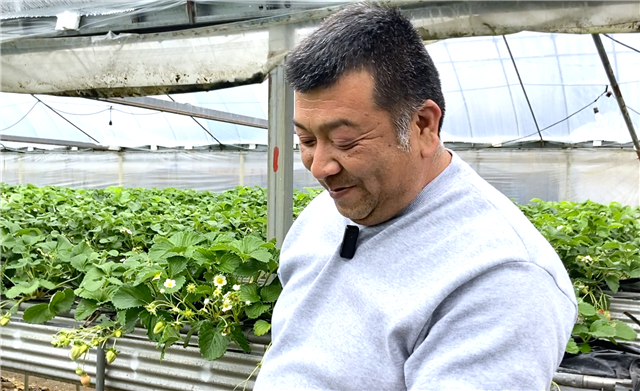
left=273, top=147, right=279, bottom=172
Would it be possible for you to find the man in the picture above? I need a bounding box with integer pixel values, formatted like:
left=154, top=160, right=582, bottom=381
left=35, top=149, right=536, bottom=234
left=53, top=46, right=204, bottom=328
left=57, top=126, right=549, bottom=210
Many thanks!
left=255, top=3, right=576, bottom=390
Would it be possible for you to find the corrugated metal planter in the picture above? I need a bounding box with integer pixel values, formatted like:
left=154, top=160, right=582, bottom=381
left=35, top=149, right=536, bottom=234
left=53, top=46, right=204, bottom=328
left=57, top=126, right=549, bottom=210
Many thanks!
left=2, top=292, right=639, bottom=391
left=0, top=312, right=267, bottom=391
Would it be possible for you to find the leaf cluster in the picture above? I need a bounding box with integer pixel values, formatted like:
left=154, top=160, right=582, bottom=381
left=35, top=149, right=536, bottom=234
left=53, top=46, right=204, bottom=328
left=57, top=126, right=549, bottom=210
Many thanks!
left=519, top=199, right=639, bottom=352
left=0, top=183, right=319, bottom=365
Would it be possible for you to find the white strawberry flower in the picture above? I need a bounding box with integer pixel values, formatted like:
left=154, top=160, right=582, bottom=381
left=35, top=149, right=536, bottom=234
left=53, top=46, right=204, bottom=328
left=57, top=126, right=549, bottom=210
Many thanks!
left=233, top=284, right=241, bottom=291
left=213, top=275, right=227, bottom=288
left=222, top=300, right=232, bottom=312
left=163, top=279, right=176, bottom=289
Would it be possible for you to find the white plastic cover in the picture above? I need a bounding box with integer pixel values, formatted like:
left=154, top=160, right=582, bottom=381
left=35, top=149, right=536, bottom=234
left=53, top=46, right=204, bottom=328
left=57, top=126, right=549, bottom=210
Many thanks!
left=1, top=149, right=638, bottom=206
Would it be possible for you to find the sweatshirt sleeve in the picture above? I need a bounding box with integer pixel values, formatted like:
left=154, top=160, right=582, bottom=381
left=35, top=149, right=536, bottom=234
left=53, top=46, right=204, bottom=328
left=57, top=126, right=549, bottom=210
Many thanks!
left=404, top=262, right=577, bottom=391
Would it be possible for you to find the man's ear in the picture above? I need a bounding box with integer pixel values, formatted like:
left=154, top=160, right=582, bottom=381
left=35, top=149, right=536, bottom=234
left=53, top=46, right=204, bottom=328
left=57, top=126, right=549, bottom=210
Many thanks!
left=413, top=99, right=442, bottom=157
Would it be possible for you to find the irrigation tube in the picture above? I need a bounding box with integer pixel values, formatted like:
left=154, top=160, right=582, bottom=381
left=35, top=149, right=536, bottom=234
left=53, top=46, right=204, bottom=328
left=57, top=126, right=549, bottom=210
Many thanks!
left=553, top=372, right=632, bottom=390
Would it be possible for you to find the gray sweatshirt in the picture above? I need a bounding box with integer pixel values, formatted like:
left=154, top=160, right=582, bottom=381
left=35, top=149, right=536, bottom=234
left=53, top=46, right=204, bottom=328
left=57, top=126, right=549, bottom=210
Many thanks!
left=255, top=151, right=577, bottom=391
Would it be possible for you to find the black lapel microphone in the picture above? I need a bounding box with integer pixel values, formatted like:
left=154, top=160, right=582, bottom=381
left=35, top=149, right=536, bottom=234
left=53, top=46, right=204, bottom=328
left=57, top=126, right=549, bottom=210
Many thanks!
left=340, top=225, right=359, bottom=259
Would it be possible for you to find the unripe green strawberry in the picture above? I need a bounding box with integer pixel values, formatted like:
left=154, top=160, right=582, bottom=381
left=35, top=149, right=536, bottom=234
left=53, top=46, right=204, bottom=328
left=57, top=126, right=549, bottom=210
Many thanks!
left=106, top=350, right=117, bottom=364
left=0, top=315, right=10, bottom=326
left=114, top=329, right=122, bottom=338
left=153, top=321, right=165, bottom=334
left=70, top=344, right=89, bottom=361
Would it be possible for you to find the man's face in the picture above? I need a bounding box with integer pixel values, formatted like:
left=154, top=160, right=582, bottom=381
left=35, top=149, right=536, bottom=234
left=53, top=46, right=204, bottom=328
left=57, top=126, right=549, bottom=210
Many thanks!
left=293, top=70, right=426, bottom=226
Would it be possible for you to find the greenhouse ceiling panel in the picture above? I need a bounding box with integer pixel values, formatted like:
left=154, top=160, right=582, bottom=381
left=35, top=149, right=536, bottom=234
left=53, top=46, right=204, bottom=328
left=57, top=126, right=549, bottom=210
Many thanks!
left=1, top=1, right=639, bottom=97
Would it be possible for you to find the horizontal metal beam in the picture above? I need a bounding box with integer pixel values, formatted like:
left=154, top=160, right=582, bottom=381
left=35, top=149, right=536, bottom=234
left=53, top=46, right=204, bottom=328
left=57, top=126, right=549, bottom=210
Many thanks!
left=100, top=97, right=268, bottom=129
left=0, top=134, right=109, bottom=150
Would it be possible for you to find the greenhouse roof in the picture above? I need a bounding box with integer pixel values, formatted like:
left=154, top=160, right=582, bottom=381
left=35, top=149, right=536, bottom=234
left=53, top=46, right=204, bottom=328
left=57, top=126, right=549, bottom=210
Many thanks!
left=1, top=31, right=638, bottom=149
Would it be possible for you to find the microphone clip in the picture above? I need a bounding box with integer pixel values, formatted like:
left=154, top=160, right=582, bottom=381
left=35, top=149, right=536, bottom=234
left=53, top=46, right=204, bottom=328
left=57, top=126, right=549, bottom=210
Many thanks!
left=340, top=225, right=359, bottom=260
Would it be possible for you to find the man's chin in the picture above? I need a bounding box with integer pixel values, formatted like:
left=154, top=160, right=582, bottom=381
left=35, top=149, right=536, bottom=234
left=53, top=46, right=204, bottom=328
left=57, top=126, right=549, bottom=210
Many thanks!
left=334, top=202, right=371, bottom=223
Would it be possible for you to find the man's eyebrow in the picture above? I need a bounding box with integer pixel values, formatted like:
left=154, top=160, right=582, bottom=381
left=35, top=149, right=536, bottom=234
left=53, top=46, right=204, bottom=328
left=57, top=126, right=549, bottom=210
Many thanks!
left=292, top=118, right=359, bottom=133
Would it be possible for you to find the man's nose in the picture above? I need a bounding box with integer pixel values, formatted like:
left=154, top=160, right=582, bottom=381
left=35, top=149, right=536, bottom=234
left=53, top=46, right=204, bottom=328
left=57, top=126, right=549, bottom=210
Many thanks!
left=309, top=143, right=341, bottom=181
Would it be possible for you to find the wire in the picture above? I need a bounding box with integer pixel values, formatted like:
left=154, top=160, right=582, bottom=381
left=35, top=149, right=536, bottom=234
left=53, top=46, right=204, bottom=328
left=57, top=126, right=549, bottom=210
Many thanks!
left=1, top=101, right=40, bottom=131
left=503, top=35, right=544, bottom=145
left=35, top=107, right=110, bottom=116
left=500, top=88, right=608, bottom=146
left=166, top=94, right=223, bottom=146
left=113, top=108, right=162, bottom=115
left=629, top=106, right=640, bottom=116
left=603, top=34, right=640, bottom=54
left=31, top=95, right=101, bottom=144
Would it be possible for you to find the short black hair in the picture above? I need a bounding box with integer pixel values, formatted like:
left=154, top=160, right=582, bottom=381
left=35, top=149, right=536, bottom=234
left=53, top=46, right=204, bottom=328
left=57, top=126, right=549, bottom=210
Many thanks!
left=285, top=2, right=445, bottom=144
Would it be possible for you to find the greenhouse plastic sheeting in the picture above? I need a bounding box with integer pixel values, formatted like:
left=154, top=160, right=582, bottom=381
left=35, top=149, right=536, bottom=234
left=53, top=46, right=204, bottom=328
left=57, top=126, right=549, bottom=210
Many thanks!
left=2, top=31, right=638, bottom=148
left=2, top=2, right=639, bottom=97
left=1, top=149, right=638, bottom=206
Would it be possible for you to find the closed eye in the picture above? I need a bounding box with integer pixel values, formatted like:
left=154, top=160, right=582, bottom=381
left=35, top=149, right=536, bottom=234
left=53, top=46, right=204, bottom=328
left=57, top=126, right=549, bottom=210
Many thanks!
left=299, top=139, right=316, bottom=147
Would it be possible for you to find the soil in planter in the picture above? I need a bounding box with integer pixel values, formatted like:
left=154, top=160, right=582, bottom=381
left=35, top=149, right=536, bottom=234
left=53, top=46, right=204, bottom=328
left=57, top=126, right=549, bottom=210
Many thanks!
left=1, top=371, right=94, bottom=391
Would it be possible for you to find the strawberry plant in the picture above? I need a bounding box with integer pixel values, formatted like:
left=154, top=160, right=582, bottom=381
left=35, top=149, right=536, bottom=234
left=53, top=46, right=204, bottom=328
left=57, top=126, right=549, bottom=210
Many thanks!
left=519, top=199, right=640, bottom=353
left=1, top=182, right=636, bottom=380
left=0, top=183, right=319, bottom=380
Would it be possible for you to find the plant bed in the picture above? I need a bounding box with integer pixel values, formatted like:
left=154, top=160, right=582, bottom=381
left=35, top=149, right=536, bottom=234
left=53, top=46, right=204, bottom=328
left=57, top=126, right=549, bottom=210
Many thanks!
left=1, top=184, right=638, bottom=386
left=1, top=310, right=267, bottom=391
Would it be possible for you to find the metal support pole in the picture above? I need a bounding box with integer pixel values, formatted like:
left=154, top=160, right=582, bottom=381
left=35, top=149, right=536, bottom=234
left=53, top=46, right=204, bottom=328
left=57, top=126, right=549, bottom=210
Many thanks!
left=592, top=34, right=640, bottom=160
left=18, top=154, right=24, bottom=185
left=267, top=64, right=294, bottom=247
left=239, top=152, right=245, bottom=187
left=267, top=25, right=294, bottom=248
left=24, top=374, right=29, bottom=390
left=118, top=153, right=124, bottom=187
left=95, top=346, right=106, bottom=391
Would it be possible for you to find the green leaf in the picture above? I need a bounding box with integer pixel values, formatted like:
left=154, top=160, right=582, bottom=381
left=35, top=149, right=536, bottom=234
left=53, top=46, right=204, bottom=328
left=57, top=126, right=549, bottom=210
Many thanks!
left=239, top=284, right=260, bottom=303
left=161, top=325, right=182, bottom=348
left=112, top=284, right=153, bottom=309
left=572, top=324, right=589, bottom=335
left=169, top=231, right=205, bottom=248
left=578, top=343, right=592, bottom=354
left=260, top=283, right=282, bottom=303
left=23, top=303, right=55, bottom=324
left=75, top=299, right=100, bottom=321
left=5, top=280, right=40, bottom=299
left=601, top=242, right=620, bottom=249
left=566, top=339, right=580, bottom=354
left=604, top=276, right=619, bottom=294
left=230, top=325, right=251, bottom=353
left=107, top=277, right=124, bottom=286
left=167, top=256, right=188, bottom=277
left=69, top=254, right=89, bottom=272
left=217, top=253, right=241, bottom=273
left=589, top=320, right=616, bottom=338
left=79, top=267, right=106, bottom=292
left=195, top=285, right=213, bottom=295
left=49, top=289, right=74, bottom=314
left=39, top=280, right=56, bottom=290
left=234, top=259, right=268, bottom=277
left=613, top=321, right=638, bottom=340
left=198, top=321, right=231, bottom=360
left=253, top=320, right=271, bottom=336
left=578, top=302, right=596, bottom=317
left=122, top=308, right=143, bottom=334
left=244, top=303, right=270, bottom=319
